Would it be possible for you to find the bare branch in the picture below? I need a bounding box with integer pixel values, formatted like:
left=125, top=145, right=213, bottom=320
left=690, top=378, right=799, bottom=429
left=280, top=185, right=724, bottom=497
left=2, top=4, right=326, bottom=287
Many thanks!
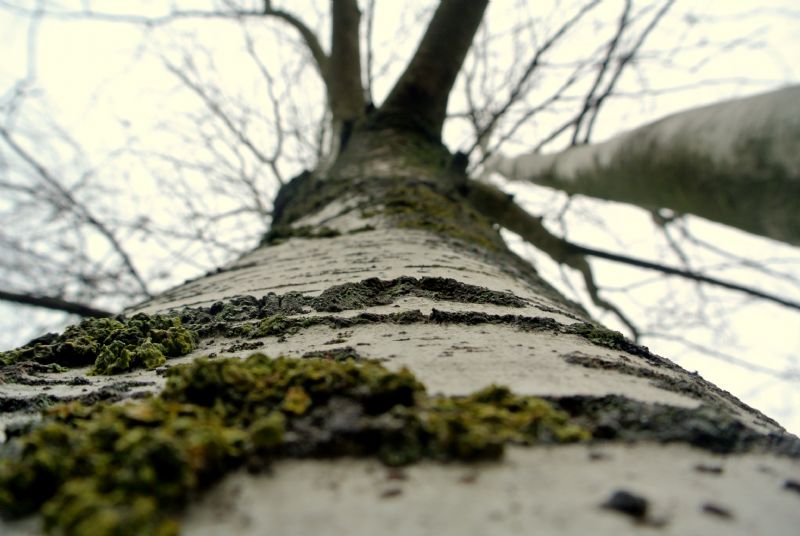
left=466, top=180, right=800, bottom=313
left=164, top=61, right=282, bottom=184
left=364, top=0, right=376, bottom=104
left=375, top=0, right=489, bottom=139
left=468, top=0, right=602, bottom=157
left=0, top=126, right=151, bottom=297
left=0, top=289, right=113, bottom=318
left=568, top=242, right=800, bottom=312
left=0, top=1, right=331, bottom=88
left=571, top=0, right=632, bottom=145
left=329, top=0, right=365, bottom=123
left=579, top=0, right=676, bottom=143
left=263, top=3, right=330, bottom=84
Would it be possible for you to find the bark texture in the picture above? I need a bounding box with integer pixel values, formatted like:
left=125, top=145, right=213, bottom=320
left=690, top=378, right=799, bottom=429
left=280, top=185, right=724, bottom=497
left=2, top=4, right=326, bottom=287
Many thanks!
left=2, top=128, right=798, bottom=535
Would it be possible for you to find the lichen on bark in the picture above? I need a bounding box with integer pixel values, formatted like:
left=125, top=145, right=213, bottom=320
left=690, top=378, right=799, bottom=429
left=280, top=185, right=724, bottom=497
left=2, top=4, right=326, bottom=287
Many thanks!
left=0, top=314, right=196, bottom=375
left=0, top=354, right=588, bottom=535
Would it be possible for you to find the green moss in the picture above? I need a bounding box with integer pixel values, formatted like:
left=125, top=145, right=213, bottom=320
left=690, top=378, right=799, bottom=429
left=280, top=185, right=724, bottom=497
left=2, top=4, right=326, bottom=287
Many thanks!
left=569, top=324, right=628, bottom=347
left=380, top=182, right=502, bottom=251
left=0, top=354, right=589, bottom=534
left=0, top=313, right=197, bottom=375
left=254, top=314, right=293, bottom=337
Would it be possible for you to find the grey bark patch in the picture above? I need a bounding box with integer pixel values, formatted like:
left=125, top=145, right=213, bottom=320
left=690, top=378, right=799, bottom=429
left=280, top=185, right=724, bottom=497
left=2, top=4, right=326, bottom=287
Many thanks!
left=560, top=350, right=783, bottom=431
left=0, top=362, right=69, bottom=386
left=549, top=394, right=800, bottom=458
left=0, top=380, right=155, bottom=415
left=302, top=346, right=365, bottom=361
left=694, top=463, right=724, bottom=475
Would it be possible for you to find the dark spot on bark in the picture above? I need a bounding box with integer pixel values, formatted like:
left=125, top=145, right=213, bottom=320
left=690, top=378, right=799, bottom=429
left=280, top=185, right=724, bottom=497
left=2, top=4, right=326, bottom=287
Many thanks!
left=386, top=468, right=407, bottom=480
left=380, top=487, right=403, bottom=498
left=220, top=341, right=264, bottom=353
left=784, top=479, right=800, bottom=495
left=601, top=490, right=648, bottom=519
left=302, top=346, right=364, bottom=362
left=694, top=463, right=724, bottom=475
left=702, top=502, right=733, bottom=519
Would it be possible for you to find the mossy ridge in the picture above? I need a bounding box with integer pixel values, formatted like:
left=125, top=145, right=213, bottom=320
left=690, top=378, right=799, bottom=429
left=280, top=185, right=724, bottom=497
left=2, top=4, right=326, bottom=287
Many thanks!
left=0, top=314, right=196, bottom=375
left=549, top=394, right=800, bottom=458
left=175, top=276, right=527, bottom=338
left=561, top=352, right=716, bottom=403
left=260, top=224, right=341, bottom=245
left=0, top=354, right=589, bottom=535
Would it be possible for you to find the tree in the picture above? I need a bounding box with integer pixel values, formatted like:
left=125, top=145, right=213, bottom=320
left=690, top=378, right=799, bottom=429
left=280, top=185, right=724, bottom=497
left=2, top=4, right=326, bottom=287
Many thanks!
left=1, top=1, right=799, bottom=534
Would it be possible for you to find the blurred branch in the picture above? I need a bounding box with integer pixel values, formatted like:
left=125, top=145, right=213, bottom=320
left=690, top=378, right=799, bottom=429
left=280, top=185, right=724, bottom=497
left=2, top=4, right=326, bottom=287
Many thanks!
left=644, top=331, right=800, bottom=382
left=164, top=60, right=284, bottom=185
left=0, top=289, right=113, bottom=318
left=577, top=0, right=675, bottom=143
left=0, top=0, right=331, bottom=85
left=467, top=0, right=602, bottom=159
left=466, top=180, right=800, bottom=313
left=0, top=126, right=151, bottom=297
left=329, top=0, right=365, bottom=123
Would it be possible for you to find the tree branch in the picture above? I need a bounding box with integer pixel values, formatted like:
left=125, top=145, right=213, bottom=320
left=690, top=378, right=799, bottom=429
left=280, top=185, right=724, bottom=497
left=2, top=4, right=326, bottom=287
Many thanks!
left=466, top=180, right=800, bottom=313
left=264, top=2, right=330, bottom=84
left=374, top=0, right=489, bottom=139
left=578, top=0, right=676, bottom=143
left=0, top=126, right=151, bottom=297
left=1, top=2, right=331, bottom=88
left=0, top=290, right=114, bottom=318
left=329, top=0, right=365, bottom=123
left=468, top=0, right=602, bottom=158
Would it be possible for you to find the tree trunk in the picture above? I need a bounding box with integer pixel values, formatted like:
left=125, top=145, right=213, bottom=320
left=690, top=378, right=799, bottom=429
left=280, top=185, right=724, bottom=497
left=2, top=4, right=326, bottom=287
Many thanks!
left=3, top=125, right=797, bottom=535
left=487, top=85, right=800, bottom=246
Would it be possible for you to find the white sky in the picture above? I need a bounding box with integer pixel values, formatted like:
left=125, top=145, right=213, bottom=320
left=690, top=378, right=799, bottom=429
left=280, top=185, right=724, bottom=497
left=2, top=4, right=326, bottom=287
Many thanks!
left=1, top=0, right=799, bottom=432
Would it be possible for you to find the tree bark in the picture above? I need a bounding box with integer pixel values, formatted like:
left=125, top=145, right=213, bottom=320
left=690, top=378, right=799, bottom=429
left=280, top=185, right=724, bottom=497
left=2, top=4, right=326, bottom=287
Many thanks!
left=486, top=85, right=800, bottom=246
left=3, top=126, right=797, bottom=535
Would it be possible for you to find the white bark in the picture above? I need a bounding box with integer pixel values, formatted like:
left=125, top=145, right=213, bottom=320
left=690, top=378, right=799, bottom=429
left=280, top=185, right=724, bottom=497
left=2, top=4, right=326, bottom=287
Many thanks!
left=489, top=85, right=800, bottom=181
left=486, top=85, right=800, bottom=244
left=4, top=171, right=799, bottom=534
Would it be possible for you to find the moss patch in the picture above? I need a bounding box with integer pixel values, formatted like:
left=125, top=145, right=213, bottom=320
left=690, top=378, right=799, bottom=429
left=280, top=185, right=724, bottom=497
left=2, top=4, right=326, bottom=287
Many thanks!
left=379, top=181, right=503, bottom=251
left=0, top=354, right=588, bottom=534
left=0, top=314, right=196, bottom=375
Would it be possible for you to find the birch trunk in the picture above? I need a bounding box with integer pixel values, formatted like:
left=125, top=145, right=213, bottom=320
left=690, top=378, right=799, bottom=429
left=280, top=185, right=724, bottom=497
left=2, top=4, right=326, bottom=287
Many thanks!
left=3, top=127, right=798, bottom=535
left=487, top=85, right=800, bottom=246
